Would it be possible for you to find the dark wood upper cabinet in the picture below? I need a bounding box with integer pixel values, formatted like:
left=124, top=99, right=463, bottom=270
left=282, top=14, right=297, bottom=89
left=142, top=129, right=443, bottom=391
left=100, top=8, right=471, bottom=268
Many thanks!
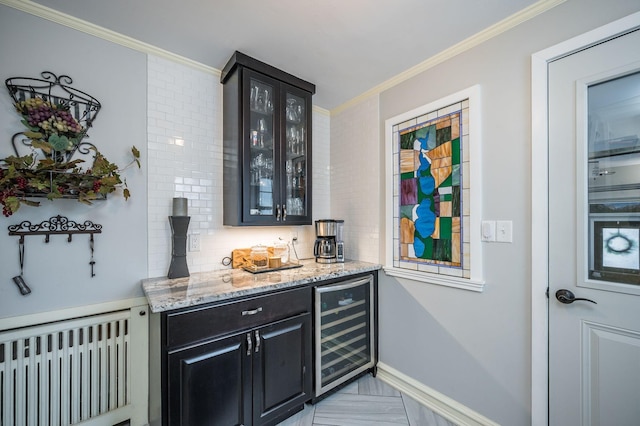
left=222, top=51, right=315, bottom=226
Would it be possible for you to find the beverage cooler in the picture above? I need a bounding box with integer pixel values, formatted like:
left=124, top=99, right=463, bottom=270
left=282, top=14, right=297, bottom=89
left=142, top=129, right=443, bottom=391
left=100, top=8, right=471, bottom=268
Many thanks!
left=313, top=274, right=376, bottom=398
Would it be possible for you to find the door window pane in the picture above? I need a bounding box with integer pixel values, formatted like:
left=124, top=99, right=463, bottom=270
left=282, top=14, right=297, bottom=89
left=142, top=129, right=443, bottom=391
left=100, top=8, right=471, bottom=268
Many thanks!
left=588, top=71, right=640, bottom=285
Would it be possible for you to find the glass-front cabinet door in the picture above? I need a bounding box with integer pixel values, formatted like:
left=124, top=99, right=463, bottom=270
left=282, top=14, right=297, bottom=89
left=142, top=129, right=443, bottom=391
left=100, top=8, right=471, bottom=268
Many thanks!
left=246, top=74, right=277, bottom=221
left=283, top=88, right=309, bottom=221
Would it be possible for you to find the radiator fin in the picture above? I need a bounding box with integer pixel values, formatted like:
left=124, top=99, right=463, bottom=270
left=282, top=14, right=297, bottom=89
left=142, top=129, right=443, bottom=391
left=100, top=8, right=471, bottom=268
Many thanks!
left=0, top=310, right=131, bottom=425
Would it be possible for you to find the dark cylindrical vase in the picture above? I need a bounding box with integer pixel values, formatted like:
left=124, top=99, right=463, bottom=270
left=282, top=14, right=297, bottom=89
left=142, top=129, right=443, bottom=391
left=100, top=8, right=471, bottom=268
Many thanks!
left=168, top=216, right=190, bottom=279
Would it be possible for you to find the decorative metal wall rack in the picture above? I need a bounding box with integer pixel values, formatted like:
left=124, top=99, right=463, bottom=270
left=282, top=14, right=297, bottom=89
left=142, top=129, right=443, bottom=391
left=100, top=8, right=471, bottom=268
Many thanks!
left=3, top=72, right=108, bottom=206
left=6, top=71, right=101, bottom=162
left=8, top=214, right=103, bottom=242
left=7, top=215, right=103, bottom=295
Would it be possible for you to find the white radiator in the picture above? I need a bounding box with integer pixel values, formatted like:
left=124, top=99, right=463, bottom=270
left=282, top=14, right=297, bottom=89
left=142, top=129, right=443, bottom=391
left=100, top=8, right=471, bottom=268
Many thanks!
left=0, top=302, right=149, bottom=426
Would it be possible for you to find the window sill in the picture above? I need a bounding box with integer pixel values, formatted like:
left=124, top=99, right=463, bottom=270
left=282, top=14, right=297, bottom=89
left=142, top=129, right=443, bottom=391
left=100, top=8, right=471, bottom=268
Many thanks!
left=382, top=266, right=485, bottom=292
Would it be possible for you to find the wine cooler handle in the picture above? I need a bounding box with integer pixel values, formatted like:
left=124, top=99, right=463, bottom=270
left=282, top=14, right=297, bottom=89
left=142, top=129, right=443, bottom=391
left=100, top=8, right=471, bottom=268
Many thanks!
left=316, top=275, right=372, bottom=293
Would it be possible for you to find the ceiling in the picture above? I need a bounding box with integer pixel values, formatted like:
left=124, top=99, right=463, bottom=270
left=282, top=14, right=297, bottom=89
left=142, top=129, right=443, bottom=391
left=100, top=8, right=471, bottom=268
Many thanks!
left=32, top=0, right=540, bottom=110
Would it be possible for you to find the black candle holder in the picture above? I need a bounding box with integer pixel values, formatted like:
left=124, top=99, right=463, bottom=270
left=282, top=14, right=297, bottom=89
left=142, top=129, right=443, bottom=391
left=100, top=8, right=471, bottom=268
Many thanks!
left=168, top=216, right=190, bottom=279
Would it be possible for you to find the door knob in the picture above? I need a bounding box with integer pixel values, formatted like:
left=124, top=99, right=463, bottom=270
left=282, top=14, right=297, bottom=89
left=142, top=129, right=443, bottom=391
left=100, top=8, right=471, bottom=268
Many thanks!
left=555, top=289, right=597, bottom=304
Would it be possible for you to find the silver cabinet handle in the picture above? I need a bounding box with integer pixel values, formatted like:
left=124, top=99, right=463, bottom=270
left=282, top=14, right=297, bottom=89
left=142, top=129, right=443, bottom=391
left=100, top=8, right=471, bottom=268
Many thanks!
left=282, top=205, right=287, bottom=221
left=276, top=205, right=281, bottom=221
left=242, top=307, right=263, bottom=316
left=246, top=332, right=252, bottom=356
left=255, top=330, right=260, bottom=353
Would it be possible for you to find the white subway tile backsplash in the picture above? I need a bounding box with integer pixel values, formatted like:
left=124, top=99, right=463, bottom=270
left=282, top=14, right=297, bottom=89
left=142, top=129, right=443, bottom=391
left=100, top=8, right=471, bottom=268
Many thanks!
left=329, top=95, right=381, bottom=264
left=147, top=56, right=329, bottom=277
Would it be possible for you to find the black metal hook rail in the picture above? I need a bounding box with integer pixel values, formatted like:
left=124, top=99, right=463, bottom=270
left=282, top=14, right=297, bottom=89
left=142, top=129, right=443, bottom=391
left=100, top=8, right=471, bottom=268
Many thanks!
left=8, top=214, right=102, bottom=243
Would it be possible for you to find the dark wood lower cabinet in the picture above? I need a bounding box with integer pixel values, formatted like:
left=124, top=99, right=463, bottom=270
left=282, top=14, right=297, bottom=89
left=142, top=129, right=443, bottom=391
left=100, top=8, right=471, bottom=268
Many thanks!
left=168, top=333, right=251, bottom=425
left=162, top=288, right=312, bottom=426
left=253, top=314, right=312, bottom=425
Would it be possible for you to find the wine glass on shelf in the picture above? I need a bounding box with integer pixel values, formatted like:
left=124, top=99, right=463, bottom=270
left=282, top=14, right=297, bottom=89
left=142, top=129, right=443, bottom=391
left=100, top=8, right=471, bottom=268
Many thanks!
left=296, top=104, right=303, bottom=122
left=265, top=88, right=273, bottom=113
left=286, top=98, right=298, bottom=122
left=255, top=89, right=265, bottom=112
left=296, top=161, right=303, bottom=178
left=250, top=84, right=258, bottom=110
left=287, top=126, right=297, bottom=154
left=257, top=118, right=267, bottom=147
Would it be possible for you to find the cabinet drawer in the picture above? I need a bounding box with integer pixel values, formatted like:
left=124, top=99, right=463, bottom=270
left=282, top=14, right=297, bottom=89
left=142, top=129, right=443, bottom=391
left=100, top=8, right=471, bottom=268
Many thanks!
left=165, top=286, right=311, bottom=349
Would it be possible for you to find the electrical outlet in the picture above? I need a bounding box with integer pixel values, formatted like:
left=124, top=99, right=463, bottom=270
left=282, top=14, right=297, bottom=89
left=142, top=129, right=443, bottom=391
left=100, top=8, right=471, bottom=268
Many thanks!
left=189, top=234, right=200, bottom=252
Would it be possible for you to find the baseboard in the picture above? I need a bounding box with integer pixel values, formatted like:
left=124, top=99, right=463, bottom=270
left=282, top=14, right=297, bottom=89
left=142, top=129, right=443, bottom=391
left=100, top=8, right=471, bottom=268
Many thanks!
left=376, top=362, right=499, bottom=426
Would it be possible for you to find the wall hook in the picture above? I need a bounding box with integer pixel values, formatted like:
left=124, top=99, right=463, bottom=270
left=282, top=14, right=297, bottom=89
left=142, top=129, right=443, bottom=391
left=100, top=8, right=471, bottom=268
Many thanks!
left=7, top=215, right=103, bottom=291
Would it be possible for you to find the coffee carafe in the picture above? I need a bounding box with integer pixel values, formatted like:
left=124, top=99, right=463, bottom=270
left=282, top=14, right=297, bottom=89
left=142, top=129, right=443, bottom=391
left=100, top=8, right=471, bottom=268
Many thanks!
left=314, top=220, right=344, bottom=263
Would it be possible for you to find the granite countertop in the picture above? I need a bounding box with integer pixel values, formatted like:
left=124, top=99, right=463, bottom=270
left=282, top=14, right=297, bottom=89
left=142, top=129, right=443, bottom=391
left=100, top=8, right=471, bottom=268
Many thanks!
left=142, top=259, right=381, bottom=313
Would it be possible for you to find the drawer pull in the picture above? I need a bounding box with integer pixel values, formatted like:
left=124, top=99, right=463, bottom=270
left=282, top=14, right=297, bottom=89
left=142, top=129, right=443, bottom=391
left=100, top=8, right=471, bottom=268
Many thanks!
left=242, top=307, right=263, bottom=316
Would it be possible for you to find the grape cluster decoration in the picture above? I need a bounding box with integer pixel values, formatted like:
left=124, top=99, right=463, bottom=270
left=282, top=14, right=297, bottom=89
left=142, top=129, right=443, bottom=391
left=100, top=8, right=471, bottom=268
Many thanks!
left=16, top=98, right=85, bottom=153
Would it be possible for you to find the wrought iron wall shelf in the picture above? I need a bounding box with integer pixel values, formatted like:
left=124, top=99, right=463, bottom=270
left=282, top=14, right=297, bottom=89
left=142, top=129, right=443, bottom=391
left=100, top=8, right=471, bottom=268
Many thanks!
left=6, top=71, right=101, bottom=162
left=1, top=72, right=116, bottom=213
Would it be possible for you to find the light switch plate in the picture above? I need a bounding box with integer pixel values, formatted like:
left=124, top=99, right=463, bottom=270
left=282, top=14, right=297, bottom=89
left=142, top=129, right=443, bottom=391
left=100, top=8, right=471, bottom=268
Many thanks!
left=496, top=220, right=513, bottom=243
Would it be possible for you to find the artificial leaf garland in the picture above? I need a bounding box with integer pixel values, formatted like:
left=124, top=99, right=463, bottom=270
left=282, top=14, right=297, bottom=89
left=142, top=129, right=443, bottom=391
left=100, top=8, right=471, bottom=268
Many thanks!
left=0, top=98, right=141, bottom=217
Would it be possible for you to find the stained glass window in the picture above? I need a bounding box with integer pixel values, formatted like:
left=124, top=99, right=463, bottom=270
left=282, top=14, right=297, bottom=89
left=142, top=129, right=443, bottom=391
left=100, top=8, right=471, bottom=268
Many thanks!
left=396, top=110, right=463, bottom=269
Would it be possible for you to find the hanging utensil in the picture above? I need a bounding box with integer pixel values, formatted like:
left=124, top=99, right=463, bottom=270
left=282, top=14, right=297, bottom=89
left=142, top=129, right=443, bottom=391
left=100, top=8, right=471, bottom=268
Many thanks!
left=12, top=236, right=31, bottom=295
left=89, top=233, right=96, bottom=277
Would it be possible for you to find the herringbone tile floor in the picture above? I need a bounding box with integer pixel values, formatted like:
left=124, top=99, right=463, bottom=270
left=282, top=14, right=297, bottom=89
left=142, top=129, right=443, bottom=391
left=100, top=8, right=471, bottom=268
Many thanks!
left=277, top=374, right=457, bottom=426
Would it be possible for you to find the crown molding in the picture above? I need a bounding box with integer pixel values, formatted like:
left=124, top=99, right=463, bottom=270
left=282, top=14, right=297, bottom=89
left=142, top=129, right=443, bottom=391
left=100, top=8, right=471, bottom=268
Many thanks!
left=312, top=105, right=330, bottom=116
left=330, top=0, right=566, bottom=115
left=2, top=0, right=565, bottom=111
left=0, top=0, right=220, bottom=76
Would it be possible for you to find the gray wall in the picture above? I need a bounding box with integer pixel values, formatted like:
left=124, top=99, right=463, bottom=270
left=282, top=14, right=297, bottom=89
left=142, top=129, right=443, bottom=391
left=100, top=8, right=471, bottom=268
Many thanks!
left=0, top=5, right=148, bottom=319
left=2, top=0, right=640, bottom=424
left=374, top=0, right=640, bottom=424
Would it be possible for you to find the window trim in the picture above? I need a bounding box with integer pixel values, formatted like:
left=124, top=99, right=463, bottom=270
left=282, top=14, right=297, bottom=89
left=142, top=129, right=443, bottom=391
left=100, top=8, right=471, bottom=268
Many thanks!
left=383, top=85, right=484, bottom=292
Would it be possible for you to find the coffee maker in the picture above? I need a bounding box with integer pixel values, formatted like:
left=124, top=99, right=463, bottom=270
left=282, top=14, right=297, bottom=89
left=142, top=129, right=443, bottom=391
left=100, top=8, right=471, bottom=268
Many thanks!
left=314, top=219, right=344, bottom=263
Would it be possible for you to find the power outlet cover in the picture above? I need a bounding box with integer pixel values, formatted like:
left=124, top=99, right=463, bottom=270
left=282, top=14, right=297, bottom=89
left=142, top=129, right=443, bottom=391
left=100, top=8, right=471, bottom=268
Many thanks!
left=189, top=234, right=201, bottom=252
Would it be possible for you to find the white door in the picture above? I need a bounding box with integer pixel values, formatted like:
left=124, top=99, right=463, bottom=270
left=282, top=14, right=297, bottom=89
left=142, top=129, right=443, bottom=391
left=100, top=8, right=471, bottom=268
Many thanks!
left=548, top=28, right=640, bottom=425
